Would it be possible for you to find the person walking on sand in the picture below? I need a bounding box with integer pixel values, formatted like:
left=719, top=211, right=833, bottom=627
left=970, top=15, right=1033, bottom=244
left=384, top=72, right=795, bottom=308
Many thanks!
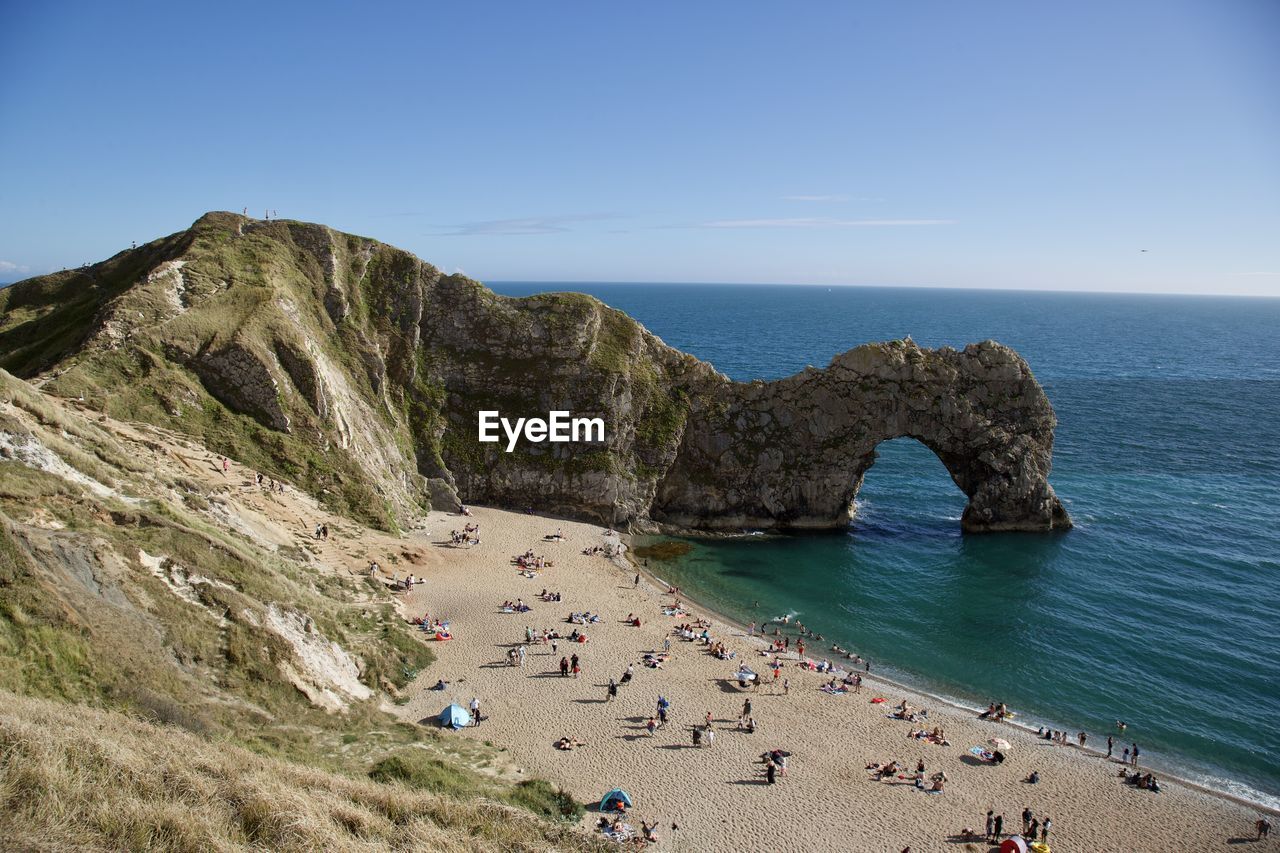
left=646, top=716, right=657, bottom=736
left=705, top=726, right=715, bottom=748
left=469, top=697, right=480, bottom=726
left=692, top=726, right=702, bottom=748
left=993, top=814, right=1003, bottom=840
left=1041, top=817, right=1052, bottom=842
left=607, top=678, right=617, bottom=701
left=1257, top=817, right=1271, bottom=839
left=559, top=656, right=569, bottom=677
left=1107, top=735, right=1114, bottom=758
left=782, top=677, right=790, bottom=695
left=985, top=811, right=994, bottom=842
left=1021, top=807, right=1033, bottom=835
left=743, top=697, right=752, bottom=718
left=1131, top=743, right=1140, bottom=766
left=766, top=758, right=776, bottom=784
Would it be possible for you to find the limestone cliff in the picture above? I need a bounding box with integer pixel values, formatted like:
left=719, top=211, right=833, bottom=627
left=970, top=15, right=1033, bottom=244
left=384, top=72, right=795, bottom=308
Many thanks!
left=0, top=212, right=1069, bottom=533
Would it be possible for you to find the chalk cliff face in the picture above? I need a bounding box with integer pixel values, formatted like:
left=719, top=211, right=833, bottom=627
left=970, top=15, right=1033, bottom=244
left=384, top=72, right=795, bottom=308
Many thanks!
left=0, top=212, right=1069, bottom=533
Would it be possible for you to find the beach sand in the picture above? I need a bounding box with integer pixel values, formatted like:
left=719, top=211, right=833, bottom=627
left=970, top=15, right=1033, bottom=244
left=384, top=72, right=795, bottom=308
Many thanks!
left=390, top=506, right=1276, bottom=852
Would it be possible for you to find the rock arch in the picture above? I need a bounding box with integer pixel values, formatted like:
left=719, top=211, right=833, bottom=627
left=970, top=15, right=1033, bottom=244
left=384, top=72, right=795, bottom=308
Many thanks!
left=651, top=339, right=1071, bottom=533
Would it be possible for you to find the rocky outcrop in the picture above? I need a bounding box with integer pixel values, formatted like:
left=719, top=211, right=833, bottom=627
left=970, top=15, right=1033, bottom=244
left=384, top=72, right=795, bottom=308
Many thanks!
left=652, top=340, right=1070, bottom=532
left=0, top=212, right=1070, bottom=533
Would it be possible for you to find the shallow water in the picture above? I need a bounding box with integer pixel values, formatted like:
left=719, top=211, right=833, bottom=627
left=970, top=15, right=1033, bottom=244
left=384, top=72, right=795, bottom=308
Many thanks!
left=492, top=281, right=1280, bottom=807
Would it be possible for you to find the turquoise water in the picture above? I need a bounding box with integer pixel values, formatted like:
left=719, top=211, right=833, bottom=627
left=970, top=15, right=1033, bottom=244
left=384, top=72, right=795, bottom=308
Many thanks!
left=492, top=282, right=1280, bottom=808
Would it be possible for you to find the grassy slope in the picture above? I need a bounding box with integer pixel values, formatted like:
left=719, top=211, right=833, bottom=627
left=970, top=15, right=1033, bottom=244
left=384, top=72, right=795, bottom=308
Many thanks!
left=0, top=691, right=603, bottom=852
left=0, top=371, right=590, bottom=849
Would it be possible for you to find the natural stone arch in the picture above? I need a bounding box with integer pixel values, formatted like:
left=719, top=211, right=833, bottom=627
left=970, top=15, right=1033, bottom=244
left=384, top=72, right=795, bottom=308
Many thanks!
left=650, top=339, right=1071, bottom=533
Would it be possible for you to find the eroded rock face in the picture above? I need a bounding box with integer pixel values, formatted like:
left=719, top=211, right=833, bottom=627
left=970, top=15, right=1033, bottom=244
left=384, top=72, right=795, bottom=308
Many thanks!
left=0, top=212, right=1070, bottom=533
left=651, top=340, right=1070, bottom=532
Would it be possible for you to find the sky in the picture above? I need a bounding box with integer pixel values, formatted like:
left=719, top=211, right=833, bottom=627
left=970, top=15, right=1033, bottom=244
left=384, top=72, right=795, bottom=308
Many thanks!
left=1, top=1, right=1277, bottom=295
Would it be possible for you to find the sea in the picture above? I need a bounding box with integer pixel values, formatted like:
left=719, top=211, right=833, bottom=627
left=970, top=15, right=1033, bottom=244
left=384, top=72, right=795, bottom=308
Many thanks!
left=491, top=282, right=1280, bottom=810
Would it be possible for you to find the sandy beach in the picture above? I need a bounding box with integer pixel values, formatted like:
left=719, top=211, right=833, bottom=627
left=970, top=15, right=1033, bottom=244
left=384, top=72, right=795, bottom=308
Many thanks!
left=390, top=506, right=1276, bottom=852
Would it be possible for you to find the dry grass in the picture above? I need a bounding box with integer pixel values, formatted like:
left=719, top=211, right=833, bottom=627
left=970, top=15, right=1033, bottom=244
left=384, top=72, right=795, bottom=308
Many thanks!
left=0, top=692, right=606, bottom=852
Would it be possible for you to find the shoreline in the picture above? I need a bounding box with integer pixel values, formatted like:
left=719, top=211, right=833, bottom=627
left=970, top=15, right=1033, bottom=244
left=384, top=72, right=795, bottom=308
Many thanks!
left=392, top=506, right=1275, bottom=851
left=622, top=541, right=1280, bottom=818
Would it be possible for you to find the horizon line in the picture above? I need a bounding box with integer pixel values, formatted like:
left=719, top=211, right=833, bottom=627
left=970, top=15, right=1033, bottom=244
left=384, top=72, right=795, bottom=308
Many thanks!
left=485, top=279, right=1280, bottom=300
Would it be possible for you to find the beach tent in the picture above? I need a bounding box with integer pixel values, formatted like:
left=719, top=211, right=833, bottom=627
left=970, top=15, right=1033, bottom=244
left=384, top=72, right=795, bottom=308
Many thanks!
left=599, top=788, right=633, bottom=812
left=999, top=836, right=1029, bottom=853
left=438, top=703, right=471, bottom=729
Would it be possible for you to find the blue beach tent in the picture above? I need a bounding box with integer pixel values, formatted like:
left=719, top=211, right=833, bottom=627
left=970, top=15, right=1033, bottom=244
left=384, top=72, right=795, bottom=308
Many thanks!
left=439, top=703, right=471, bottom=729
left=599, top=788, right=633, bottom=812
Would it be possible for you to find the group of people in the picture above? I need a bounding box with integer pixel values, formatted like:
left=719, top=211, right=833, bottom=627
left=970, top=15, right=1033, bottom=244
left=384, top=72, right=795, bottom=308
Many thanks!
left=1119, top=768, right=1162, bottom=792
left=449, top=523, right=480, bottom=546
left=253, top=471, right=286, bottom=494
left=1039, top=727, right=1085, bottom=747
left=514, top=549, right=550, bottom=570
left=907, top=726, right=949, bottom=746
left=978, top=701, right=1011, bottom=721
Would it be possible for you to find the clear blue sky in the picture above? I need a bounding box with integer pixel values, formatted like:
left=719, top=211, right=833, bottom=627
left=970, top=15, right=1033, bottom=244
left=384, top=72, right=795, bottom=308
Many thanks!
left=2, top=1, right=1277, bottom=294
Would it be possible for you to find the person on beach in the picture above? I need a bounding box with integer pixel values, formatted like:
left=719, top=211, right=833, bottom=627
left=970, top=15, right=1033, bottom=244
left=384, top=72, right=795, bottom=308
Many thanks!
left=993, top=814, right=1003, bottom=840
left=559, top=656, right=569, bottom=677
left=743, top=698, right=752, bottom=717
left=692, top=726, right=702, bottom=747
left=1078, top=731, right=1087, bottom=747
left=782, top=677, right=790, bottom=695
left=1122, top=746, right=1130, bottom=764
left=646, top=716, right=657, bottom=736
left=606, top=678, right=617, bottom=701
left=469, top=697, right=481, bottom=726
left=766, top=758, right=776, bottom=784
left=1131, top=743, right=1140, bottom=766
left=1107, top=735, right=1114, bottom=757
left=1257, top=817, right=1271, bottom=839
left=1021, top=807, right=1033, bottom=835
left=705, top=726, right=715, bottom=748
left=1041, top=817, right=1052, bottom=842
left=985, top=811, right=994, bottom=842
